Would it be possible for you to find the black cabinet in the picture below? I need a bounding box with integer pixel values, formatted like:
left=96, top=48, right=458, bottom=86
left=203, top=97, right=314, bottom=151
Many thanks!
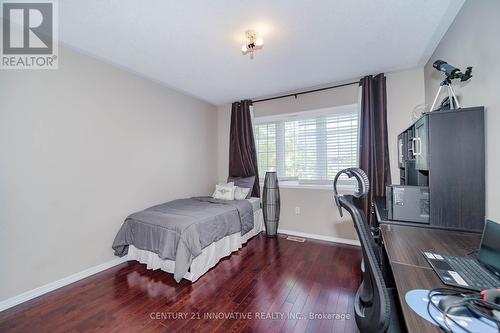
left=396, top=107, right=485, bottom=232
left=398, top=133, right=404, bottom=169
left=427, top=107, right=485, bottom=231
left=414, top=116, right=429, bottom=171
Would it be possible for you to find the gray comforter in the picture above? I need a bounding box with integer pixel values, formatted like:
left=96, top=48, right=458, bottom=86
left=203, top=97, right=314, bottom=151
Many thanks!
left=112, top=197, right=254, bottom=282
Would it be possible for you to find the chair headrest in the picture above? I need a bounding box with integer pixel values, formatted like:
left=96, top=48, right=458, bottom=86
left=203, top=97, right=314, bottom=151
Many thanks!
left=333, top=168, right=370, bottom=217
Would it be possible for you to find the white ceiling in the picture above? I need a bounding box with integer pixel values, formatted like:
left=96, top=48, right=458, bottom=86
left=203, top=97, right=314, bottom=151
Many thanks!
left=59, top=0, right=465, bottom=105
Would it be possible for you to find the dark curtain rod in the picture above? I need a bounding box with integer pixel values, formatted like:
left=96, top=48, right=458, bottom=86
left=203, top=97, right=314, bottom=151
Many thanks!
left=252, top=81, right=360, bottom=104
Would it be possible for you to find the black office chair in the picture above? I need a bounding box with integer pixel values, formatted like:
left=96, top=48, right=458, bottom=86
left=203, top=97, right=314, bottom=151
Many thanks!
left=333, top=168, right=404, bottom=333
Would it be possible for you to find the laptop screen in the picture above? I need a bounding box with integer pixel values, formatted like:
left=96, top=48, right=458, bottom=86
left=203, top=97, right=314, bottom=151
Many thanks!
left=478, top=219, right=500, bottom=276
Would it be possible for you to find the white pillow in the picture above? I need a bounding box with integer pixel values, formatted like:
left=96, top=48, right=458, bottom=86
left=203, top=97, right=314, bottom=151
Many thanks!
left=216, top=182, right=234, bottom=188
left=234, top=186, right=251, bottom=200
left=212, top=184, right=235, bottom=200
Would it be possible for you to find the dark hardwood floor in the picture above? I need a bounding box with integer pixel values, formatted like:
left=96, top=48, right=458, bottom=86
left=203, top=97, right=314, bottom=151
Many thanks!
left=0, top=233, right=362, bottom=333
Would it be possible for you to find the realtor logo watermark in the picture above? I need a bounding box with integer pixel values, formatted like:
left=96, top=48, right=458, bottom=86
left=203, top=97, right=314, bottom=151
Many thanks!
left=1, top=0, right=58, bottom=69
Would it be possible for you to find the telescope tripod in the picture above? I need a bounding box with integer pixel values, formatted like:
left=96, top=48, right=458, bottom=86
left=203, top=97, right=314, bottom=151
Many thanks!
left=430, top=78, right=461, bottom=112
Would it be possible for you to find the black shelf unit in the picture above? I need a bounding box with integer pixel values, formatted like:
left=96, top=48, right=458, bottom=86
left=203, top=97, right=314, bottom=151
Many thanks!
left=397, top=106, right=485, bottom=232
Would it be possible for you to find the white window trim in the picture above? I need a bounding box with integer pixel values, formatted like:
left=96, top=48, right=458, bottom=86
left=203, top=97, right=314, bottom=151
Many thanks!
left=255, top=103, right=360, bottom=189
left=273, top=175, right=359, bottom=190
left=254, top=103, right=359, bottom=124
left=259, top=178, right=357, bottom=191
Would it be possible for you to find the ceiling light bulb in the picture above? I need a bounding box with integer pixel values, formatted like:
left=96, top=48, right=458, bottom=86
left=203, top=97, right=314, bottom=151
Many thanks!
left=241, top=45, right=247, bottom=52
left=255, top=38, right=264, bottom=46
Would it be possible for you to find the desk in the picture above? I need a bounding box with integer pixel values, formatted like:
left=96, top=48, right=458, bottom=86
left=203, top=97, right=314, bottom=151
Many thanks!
left=380, top=224, right=482, bottom=333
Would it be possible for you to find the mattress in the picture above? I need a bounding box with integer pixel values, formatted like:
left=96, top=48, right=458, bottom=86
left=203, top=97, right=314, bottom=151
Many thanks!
left=113, top=196, right=255, bottom=282
left=246, top=197, right=261, bottom=212
left=127, top=209, right=264, bottom=282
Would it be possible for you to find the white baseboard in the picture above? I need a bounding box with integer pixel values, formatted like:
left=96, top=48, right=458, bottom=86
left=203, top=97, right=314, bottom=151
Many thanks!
left=0, top=257, right=127, bottom=313
left=277, top=228, right=360, bottom=247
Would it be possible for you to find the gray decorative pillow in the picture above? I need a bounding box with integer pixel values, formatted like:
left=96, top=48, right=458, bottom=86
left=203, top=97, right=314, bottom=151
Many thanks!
left=227, top=176, right=255, bottom=198
left=234, top=186, right=251, bottom=200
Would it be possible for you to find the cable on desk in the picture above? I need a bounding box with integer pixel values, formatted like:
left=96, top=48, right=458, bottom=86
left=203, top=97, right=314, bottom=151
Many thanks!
left=426, top=288, right=500, bottom=333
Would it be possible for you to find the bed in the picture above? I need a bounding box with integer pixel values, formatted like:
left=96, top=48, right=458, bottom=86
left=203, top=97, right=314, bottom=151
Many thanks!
left=112, top=197, right=263, bottom=282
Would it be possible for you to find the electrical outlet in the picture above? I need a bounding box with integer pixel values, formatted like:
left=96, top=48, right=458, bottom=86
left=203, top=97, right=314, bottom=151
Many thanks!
left=295, top=206, right=300, bottom=215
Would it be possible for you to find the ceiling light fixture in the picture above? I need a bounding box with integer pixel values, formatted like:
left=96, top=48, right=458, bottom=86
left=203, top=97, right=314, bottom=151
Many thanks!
left=241, top=30, right=264, bottom=59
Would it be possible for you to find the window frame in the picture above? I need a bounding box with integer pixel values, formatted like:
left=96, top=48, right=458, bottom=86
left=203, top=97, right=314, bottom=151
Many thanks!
left=254, top=104, right=360, bottom=189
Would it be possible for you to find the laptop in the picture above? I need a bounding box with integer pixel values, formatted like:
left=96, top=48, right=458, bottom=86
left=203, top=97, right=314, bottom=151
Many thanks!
left=423, top=219, right=500, bottom=291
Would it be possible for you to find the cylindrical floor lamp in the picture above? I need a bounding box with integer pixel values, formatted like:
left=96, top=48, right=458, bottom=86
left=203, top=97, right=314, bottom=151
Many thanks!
left=262, top=172, right=280, bottom=237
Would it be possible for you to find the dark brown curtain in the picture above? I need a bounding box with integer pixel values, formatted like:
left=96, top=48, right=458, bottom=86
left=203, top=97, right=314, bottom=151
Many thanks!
left=359, top=74, right=391, bottom=225
left=229, top=100, right=260, bottom=197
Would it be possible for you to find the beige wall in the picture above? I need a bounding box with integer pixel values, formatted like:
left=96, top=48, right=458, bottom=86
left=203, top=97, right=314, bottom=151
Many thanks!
left=0, top=46, right=218, bottom=301
left=217, top=72, right=425, bottom=242
left=424, top=0, right=499, bottom=221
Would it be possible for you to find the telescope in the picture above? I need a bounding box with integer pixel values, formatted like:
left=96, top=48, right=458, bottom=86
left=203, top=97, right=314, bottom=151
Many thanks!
left=433, top=60, right=472, bottom=82
left=430, top=60, right=473, bottom=111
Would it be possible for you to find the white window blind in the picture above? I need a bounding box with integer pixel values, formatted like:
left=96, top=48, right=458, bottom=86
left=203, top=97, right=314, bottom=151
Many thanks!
left=254, top=105, right=359, bottom=183
left=255, top=122, right=277, bottom=177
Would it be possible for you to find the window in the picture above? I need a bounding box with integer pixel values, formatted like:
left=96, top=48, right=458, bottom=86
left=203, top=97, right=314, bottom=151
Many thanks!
left=254, top=104, right=359, bottom=185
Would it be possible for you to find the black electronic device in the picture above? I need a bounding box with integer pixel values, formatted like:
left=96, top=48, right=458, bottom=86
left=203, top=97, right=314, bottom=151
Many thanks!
left=386, top=185, right=430, bottom=223
left=423, top=220, right=500, bottom=291
left=427, top=288, right=500, bottom=332
left=437, top=295, right=474, bottom=317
